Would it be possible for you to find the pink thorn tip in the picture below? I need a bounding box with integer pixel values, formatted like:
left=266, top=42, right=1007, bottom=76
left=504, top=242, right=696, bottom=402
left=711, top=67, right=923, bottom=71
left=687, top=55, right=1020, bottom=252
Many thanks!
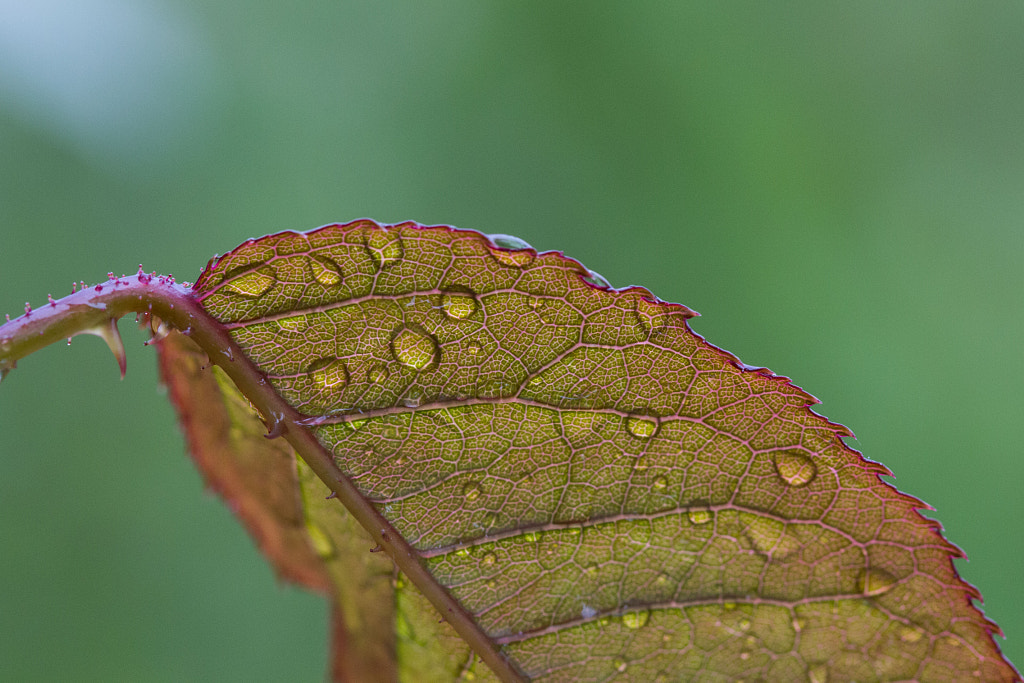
left=48, top=294, right=56, bottom=306
left=24, top=302, right=32, bottom=315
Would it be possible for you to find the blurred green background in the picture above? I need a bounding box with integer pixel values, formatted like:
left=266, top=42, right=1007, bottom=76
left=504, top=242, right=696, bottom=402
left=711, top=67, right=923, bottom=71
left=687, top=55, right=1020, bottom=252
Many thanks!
left=1, top=2, right=1021, bottom=679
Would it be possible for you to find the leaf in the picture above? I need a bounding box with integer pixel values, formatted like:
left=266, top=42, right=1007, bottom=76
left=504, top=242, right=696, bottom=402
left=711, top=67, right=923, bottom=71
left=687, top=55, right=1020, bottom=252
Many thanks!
left=183, top=220, right=1015, bottom=681
left=0, top=220, right=1017, bottom=682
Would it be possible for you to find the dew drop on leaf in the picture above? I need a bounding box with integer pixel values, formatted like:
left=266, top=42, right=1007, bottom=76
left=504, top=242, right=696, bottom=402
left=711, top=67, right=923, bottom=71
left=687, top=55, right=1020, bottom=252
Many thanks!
left=364, top=227, right=403, bottom=269
left=391, top=325, right=439, bottom=370
left=224, top=269, right=275, bottom=297
left=465, top=340, right=482, bottom=357
left=487, top=234, right=535, bottom=268
left=368, top=362, right=389, bottom=384
left=614, top=659, right=628, bottom=673
left=309, top=256, right=342, bottom=287
left=652, top=475, right=668, bottom=490
left=626, top=414, right=660, bottom=439
left=857, top=567, right=897, bottom=596
left=309, top=358, right=349, bottom=391
left=522, top=530, right=541, bottom=543
left=622, top=610, right=650, bottom=629
left=441, top=291, right=478, bottom=320
left=462, top=482, right=482, bottom=502
left=772, top=450, right=817, bottom=487
left=481, top=552, right=497, bottom=567
left=688, top=506, right=713, bottom=525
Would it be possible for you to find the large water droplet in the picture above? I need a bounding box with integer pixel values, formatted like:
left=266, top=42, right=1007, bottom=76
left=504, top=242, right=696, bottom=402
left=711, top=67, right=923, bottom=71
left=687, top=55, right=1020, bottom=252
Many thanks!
left=365, top=227, right=403, bottom=269
left=652, top=475, right=668, bottom=490
left=582, top=269, right=611, bottom=289
left=309, top=358, right=349, bottom=391
left=463, top=482, right=482, bottom=502
left=622, top=610, right=650, bottom=629
left=626, top=414, right=660, bottom=439
left=773, top=450, right=817, bottom=487
left=309, top=256, right=342, bottom=287
left=688, top=506, right=713, bottom=525
left=634, top=295, right=668, bottom=336
left=487, top=234, right=535, bottom=268
left=857, top=567, right=897, bottom=597
left=224, top=268, right=275, bottom=297
left=391, top=325, right=439, bottom=370
left=442, top=291, right=478, bottom=320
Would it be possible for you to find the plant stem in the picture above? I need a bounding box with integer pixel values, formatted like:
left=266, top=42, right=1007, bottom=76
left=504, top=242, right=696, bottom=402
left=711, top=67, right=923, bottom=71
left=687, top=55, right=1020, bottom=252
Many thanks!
left=0, top=274, right=526, bottom=683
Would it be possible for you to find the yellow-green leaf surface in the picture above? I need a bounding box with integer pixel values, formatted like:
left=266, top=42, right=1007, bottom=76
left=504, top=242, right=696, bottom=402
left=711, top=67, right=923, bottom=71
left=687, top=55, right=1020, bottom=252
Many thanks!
left=189, top=220, right=1016, bottom=682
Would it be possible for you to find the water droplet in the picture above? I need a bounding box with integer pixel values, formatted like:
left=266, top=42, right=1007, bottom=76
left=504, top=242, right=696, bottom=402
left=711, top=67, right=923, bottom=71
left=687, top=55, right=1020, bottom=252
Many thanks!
left=305, top=523, right=335, bottom=559
left=622, top=610, right=649, bottom=629
left=277, top=315, right=306, bottom=333
left=655, top=573, right=671, bottom=587
left=365, top=227, right=403, bottom=269
left=401, top=396, right=421, bottom=408
left=487, top=234, right=535, bottom=268
left=466, top=340, right=482, bottom=357
left=391, top=325, right=439, bottom=370
left=485, top=580, right=497, bottom=590
left=581, top=604, right=598, bottom=620
left=582, top=269, right=611, bottom=289
left=309, top=358, right=349, bottom=391
left=522, top=530, right=541, bottom=543
left=368, top=362, right=389, bottom=384
left=482, top=512, right=498, bottom=528
left=224, top=269, right=275, bottom=297
left=652, top=476, right=668, bottom=490
left=481, top=552, right=497, bottom=567
left=739, top=618, right=751, bottom=631
left=309, top=256, right=342, bottom=287
left=857, top=567, right=897, bottom=597
left=626, top=414, right=660, bottom=439
left=634, top=296, right=668, bottom=336
left=442, top=291, right=478, bottom=320
left=808, top=664, right=828, bottom=683
left=613, top=658, right=628, bottom=673
left=455, top=547, right=472, bottom=558
left=773, top=450, right=817, bottom=487
left=688, top=506, right=713, bottom=525
left=463, top=482, right=482, bottom=502
left=899, top=625, right=924, bottom=643
left=583, top=563, right=599, bottom=577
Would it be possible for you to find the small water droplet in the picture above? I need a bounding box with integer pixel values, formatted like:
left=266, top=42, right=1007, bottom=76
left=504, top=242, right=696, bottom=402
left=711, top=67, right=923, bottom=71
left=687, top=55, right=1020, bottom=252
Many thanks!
left=441, top=291, right=478, bottom=320
left=466, top=340, right=482, bottom=356
left=481, top=552, right=497, bottom=567
left=391, top=325, right=439, bottom=370
left=808, top=664, right=828, bottom=683
left=652, top=475, right=668, bottom=490
left=278, top=315, right=306, bottom=334
left=857, top=567, right=897, bottom=596
left=455, top=547, right=472, bottom=557
left=224, top=269, right=275, bottom=297
left=401, top=395, right=421, bottom=409
left=582, top=269, right=611, bottom=289
left=487, top=234, right=535, bottom=267
left=309, top=358, right=349, bottom=391
left=523, top=530, right=541, bottom=543
left=485, top=580, right=497, bottom=590
left=365, top=227, right=403, bottom=269
left=368, top=362, right=389, bottom=384
left=583, top=563, right=599, bottom=577
left=305, top=524, right=335, bottom=559
left=309, top=256, right=342, bottom=287
left=626, top=414, right=660, bottom=439
left=613, top=658, right=628, bottom=673
left=581, top=604, right=598, bottom=620
left=655, top=573, right=671, bottom=586
left=463, top=482, right=482, bottom=502
left=622, top=610, right=649, bottom=629
left=773, top=450, right=817, bottom=487
left=688, top=506, right=713, bottom=525
left=899, top=625, right=924, bottom=643
left=634, top=296, right=668, bottom=336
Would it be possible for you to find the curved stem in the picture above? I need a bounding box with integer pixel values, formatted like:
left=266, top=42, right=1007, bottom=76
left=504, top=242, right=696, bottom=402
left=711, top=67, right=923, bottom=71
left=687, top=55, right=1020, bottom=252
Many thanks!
left=0, top=274, right=525, bottom=683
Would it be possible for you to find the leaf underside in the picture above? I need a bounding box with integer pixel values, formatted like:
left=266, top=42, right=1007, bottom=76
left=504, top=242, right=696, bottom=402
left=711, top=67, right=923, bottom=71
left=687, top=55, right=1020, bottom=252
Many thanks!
left=166, top=220, right=1015, bottom=682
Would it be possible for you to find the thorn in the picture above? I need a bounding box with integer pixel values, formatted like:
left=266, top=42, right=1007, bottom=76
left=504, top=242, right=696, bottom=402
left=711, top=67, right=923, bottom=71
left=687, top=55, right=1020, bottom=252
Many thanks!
left=48, top=294, right=56, bottom=307
left=325, top=491, right=337, bottom=500
left=81, top=318, right=127, bottom=379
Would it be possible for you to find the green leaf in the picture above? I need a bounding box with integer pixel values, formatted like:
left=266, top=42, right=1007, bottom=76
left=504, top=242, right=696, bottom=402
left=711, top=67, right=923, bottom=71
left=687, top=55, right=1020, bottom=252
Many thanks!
left=0, top=220, right=1017, bottom=681
left=183, top=220, right=1014, bottom=681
